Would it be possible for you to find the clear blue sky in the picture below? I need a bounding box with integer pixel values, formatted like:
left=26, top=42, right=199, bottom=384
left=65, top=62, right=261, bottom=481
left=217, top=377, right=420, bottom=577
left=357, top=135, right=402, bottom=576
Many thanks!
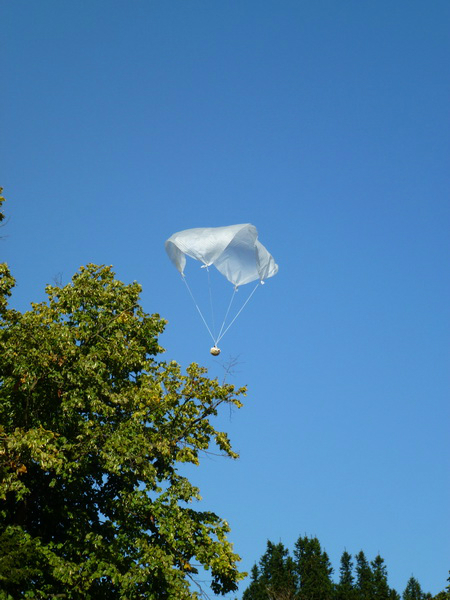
left=1, top=1, right=449, bottom=596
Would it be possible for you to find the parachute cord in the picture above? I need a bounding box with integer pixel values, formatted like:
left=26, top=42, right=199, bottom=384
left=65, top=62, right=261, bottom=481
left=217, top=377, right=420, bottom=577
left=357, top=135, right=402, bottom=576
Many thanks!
left=216, top=281, right=261, bottom=345
left=216, top=285, right=238, bottom=345
left=206, top=266, right=216, bottom=341
left=181, top=275, right=216, bottom=344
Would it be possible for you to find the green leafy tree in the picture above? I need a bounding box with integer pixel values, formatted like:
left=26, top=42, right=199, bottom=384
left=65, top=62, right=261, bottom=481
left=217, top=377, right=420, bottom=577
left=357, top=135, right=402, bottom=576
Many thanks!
left=355, top=551, right=373, bottom=600
left=294, top=535, right=333, bottom=600
left=335, top=550, right=357, bottom=600
left=242, top=541, right=298, bottom=600
left=0, top=187, right=5, bottom=224
left=0, top=261, right=246, bottom=598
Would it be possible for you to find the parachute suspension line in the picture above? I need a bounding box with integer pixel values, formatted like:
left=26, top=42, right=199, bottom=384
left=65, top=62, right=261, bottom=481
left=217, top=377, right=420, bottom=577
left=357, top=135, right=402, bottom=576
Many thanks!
left=216, top=281, right=261, bottom=345
left=206, top=266, right=217, bottom=342
left=216, top=285, right=238, bottom=345
left=181, top=275, right=216, bottom=344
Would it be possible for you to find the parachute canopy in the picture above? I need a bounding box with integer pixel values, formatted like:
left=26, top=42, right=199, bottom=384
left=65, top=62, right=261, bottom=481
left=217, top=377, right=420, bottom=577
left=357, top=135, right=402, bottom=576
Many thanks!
left=165, top=223, right=278, bottom=287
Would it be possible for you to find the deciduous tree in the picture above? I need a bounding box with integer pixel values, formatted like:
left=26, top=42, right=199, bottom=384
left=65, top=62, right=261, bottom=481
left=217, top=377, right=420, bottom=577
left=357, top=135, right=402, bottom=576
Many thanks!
left=0, top=187, right=5, bottom=224
left=0, top=261, right=245, bottom=599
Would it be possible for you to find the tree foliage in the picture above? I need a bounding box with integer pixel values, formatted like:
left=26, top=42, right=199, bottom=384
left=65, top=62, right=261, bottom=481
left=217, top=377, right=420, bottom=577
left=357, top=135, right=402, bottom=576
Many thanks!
left=371, top=555, right=391, bottom=600
left=336, top=550, right=356, bottom=600
left=243, top=541, right=297, bottom=600
left=0, top=259, right=246, bottom=598
left=241, top=536, right=447, bottom=600
left=355, top=551, right=373, bottom=600
left=403, top=576, right=426, bottom=600
left=294, top=536, right=334, bottom=600
left=0, top=187, right=5, bottom=224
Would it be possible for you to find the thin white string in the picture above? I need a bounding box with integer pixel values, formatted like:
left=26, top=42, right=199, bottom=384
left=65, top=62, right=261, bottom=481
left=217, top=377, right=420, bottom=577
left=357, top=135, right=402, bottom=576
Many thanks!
left=181, top=275, right=216, bottom=344
left=216, top=281, right=261, bottom=344
left=206, top=267, right=216, bottom=341
left=216, top=285, right=238, bottom=344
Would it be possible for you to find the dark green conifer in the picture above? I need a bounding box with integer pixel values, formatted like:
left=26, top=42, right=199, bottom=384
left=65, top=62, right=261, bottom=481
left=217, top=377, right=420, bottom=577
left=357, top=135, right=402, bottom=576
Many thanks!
left=371, top=555, right=391, bottom=600
left=243, top=541, right=297, bottom=600
left=336, top=550, right=356, bottom=600
left=294, top=535, right=334, bottom=600
left=402, top=576, right=424, bottom=600
left=355, top=551, right=373, bottom=600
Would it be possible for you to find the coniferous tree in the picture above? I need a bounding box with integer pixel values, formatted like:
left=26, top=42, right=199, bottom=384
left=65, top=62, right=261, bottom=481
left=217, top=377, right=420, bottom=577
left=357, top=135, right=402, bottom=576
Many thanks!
left=402, top=576, right=424, bottom=600
left=437, top=572, right=450, bottom=599
left=243, top=565, right=266, bottom=600
left=355, top=551, right=373, bottom=600
left=371, top=555, right=391, bottom=600
left=434, top=572, right=450, bottom=599
left=335, top=550, right=357, bottom=600
left=439, top=571, right=450, bottom=599
left=294, top=535, right=333, bottom=600
left=243, top=541, right=297, bottom=600
left=243, top=536, right=449, bottom=600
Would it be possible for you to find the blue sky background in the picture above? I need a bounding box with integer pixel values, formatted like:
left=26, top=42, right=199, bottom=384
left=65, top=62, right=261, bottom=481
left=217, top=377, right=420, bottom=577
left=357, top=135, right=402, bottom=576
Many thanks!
left=1, top=1, right=449, bottom=596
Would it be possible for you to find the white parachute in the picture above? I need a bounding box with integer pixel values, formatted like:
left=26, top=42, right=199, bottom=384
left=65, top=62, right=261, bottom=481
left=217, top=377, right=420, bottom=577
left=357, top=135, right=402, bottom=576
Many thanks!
left=165, top=224, right=278, bottom=354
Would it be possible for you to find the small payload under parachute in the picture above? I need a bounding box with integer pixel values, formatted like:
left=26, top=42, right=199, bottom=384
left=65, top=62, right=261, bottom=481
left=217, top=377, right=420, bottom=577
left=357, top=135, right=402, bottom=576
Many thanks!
left=165, top=224, right=278, bottom=353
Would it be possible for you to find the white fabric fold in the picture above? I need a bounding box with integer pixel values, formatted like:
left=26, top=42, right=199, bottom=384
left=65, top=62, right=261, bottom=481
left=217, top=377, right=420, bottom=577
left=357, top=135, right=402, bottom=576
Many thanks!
left=165, top=224, right=278, bottom=287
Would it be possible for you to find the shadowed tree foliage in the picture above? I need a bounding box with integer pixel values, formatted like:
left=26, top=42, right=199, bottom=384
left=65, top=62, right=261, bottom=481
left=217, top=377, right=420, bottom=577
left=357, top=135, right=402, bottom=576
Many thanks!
left=371, top=554, right=395, bottom=600
left=0, top=187, right=5, bottom=224
left=432, top=572, right=450, bottom=600
left=0, top=189, right=15, bottom=316
left=241, top=535, right=447, bottom=600
left=0, top=259, right=246, bottom=598
left=294, top=535, right=334, bottom=600
left=335, top=550, right=357, bottom=600
left=402, top=576, right=425, bottom=600
left=355, top=551, right=373, bottom=600
left=243, top=541, right=298, bottom=600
